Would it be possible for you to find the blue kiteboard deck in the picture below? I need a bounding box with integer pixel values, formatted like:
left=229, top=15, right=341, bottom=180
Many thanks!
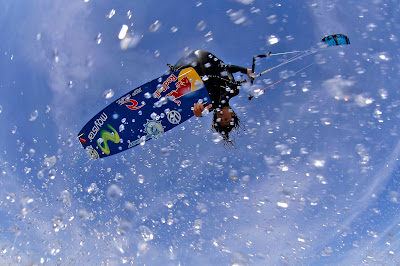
left=78, top=67, right=210, bottom=159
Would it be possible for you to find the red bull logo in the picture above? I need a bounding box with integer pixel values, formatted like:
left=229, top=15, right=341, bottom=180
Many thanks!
left=152, top=68, right=203, bottom=106
left=165, top=76, right=192, bottom=106
left=154, top=73, right=177, bottom=98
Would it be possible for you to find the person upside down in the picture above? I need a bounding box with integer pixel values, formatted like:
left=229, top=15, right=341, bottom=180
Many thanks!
left=169, top=49, right=254, bottom=145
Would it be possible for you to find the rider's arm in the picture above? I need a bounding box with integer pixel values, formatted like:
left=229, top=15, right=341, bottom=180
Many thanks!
left=226, top=65, right=253, bottom=80
left=226, top=64, right=248, bottom=74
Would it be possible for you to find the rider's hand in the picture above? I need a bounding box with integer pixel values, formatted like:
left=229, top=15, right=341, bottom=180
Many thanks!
left=247, top=68, right=255, bottom=82
left=193, top=103, right=212, bottom=117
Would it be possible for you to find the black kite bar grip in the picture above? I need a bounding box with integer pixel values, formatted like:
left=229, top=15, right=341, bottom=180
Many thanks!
left=251, top=52, right=271, bottom=85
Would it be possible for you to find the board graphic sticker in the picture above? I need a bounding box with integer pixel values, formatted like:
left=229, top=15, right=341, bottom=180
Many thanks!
left=78, top=67, right=210, bottom=159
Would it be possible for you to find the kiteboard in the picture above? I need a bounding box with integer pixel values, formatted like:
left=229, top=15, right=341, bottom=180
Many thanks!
left=77, top=67, right=210, bottom=159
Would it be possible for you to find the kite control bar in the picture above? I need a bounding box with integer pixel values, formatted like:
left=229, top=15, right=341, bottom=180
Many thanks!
left=247, top=52, right=272, bottom=99
left=251, top=52, right=272, bottom=85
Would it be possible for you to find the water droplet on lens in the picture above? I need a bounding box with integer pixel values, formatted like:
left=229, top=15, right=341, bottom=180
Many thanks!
left=107, top=184, right=123, bottom=200
left=115, top=172, right=124, bottom=182
left=138, top=174, right=144, bottom=184
left=120, top=34, right=142, bottom=50
left=267, top=14, right=277, bottom=24
left=277, top=202, right=288, bottom=208
left=96, top=33, right=102, bottom=44
left=312, top=159, right=326, bottom=168
left=161, top=147, right=169, bottom=156
left=227, top=9, right=247, bottom=25
left=48, top=169, right=56, bottom=179
left=124, top=201, right=136, bottom=213
left=160, top=97, right=167, bottom=105
left=29, top=110, right=39, bottom=121
left=195, top=79, right=203, bottom=88
left=180, top=160, right=191, bottom=168
left=138, top=226, right=154, bottom=242
left=118, top=24, right=129, bottom=40
left=42, top=156, right=57, bottom=169
left=107, top=9, right=116, bottom=19
left=149, top=20, right=161, bottom=32
left=211, top=133, right=223, bottom=143
left=196, top=20, right=206, bottom=31
left=37, top=170, right=44, bottom=179
left=61, top=190, right=71, bottom=207
left=267, top=35, right=279, bottom=45
left=379, top=88, right=388, bottom=99
left=166, top=201, right=174, bottom=208
left=118, top=219, right=132, bottom=235
left=87, top=183, right=99, bottom=194
left=144, top=92, right=152, bottom=99
left=102, top=89, right=115, bottom=99
left=78, top=209, right=91, bottom=220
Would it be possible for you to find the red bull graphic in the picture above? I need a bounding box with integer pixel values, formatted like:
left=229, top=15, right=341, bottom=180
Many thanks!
left=154, top=68, right=203, bottom=106
left=165, top=75, right=192, bottom=106
left=154, top=73, right=178, bottom=98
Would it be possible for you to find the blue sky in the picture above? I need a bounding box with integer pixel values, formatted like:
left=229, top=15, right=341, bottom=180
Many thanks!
left=1, top=0, right=400, bottom=264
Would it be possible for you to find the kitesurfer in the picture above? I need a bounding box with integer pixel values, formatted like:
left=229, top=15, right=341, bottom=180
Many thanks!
left=170, top=49, right=253, bottom=145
